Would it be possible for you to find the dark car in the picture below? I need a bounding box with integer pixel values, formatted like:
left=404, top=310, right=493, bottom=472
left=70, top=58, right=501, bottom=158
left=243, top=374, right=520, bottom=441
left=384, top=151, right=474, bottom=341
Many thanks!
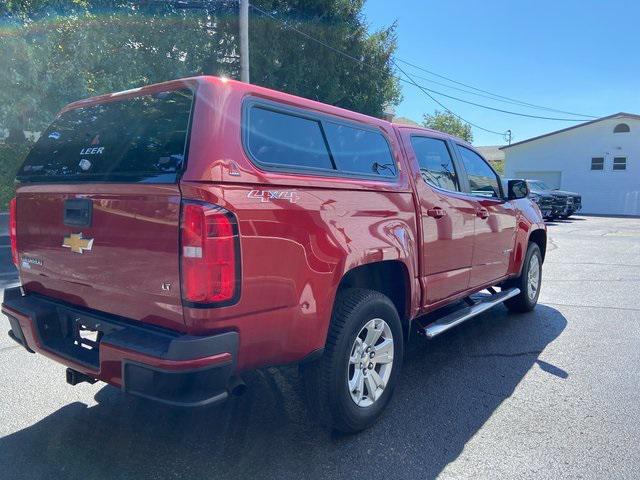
left=526, top=180, right=582, bottom=219
left=504, top=178, right=556, bottom=219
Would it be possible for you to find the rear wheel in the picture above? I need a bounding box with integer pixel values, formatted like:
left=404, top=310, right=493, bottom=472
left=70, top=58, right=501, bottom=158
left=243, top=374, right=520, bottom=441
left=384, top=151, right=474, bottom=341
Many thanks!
left=505, top=242, right=542, bottom=313
left=303, top=288, right=403, bottom=433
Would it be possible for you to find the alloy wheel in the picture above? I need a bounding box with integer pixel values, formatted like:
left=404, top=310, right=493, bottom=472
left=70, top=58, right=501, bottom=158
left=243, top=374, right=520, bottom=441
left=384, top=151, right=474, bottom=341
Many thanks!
left=347, top=318, right=394, bottom=407
left=527, top=253, right=541, bottom=301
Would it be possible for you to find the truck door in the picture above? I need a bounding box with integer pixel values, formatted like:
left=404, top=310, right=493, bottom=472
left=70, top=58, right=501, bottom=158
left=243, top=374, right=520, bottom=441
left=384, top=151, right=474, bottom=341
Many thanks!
left=454, top=144, right=518, bottom=288
left=404, top=133, right=477, bottom=306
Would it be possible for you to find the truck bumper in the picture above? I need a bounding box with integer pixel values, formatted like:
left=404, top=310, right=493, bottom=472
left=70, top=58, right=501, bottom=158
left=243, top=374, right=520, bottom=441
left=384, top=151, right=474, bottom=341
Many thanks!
left=2, top=287, right=238, bottom=407
left=539, top=207, right=553, bottom=219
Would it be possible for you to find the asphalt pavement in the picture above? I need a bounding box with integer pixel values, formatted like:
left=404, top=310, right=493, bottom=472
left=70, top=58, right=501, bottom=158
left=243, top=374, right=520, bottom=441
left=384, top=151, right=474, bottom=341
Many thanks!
left=1, top=215, right=639, bottom=479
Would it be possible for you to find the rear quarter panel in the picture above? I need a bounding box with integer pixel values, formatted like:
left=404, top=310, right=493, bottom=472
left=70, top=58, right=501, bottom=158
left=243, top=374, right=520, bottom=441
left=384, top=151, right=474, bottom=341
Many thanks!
left=180, top=78, right=420, bottom=371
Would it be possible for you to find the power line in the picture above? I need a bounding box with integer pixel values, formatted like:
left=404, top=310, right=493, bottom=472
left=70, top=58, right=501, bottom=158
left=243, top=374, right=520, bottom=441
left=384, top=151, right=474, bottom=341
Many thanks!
left=246, top=2, right=597, bottom=120
left=248, top=3, right=503, bottom=135
left=396, top=58, right=597, bottom=119
left=162, top=1, right=598, bottom=123
left=393, top=60, right=507, bottom=136
left=404, top=83, right=592, bottom=121
left=249, top=3, right=593, bottom=128
left=396, top=69, right=589, bottom=115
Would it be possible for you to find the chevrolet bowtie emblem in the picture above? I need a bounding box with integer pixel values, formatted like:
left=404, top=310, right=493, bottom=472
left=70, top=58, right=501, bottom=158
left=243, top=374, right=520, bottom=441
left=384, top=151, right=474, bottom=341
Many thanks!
left=62, top=233, right=94, bottom=254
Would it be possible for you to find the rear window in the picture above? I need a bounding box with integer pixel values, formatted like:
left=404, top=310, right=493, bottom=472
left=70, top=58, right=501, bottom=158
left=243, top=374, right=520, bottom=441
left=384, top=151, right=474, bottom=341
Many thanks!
left=17, top=88, right=194, bottom=183
left=244, top=101, right=397, bottom=179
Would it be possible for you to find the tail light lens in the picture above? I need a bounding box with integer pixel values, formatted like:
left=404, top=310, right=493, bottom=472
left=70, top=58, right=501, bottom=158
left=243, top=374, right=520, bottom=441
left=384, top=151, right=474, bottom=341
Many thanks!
left=9, top=197, right=18, bottom=266
left=180, top=201, right=240, bottom=306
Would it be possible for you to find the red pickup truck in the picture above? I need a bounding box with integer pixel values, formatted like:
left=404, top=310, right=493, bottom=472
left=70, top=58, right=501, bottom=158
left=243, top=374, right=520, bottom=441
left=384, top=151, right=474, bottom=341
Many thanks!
left=3, top=76, right=546, bottom=432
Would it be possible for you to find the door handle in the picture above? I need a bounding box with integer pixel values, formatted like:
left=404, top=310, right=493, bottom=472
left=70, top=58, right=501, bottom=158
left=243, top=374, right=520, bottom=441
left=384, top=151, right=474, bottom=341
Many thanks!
left=427, top=207, right=446, bottom=219
left=476, top=207, right=489, bottom=219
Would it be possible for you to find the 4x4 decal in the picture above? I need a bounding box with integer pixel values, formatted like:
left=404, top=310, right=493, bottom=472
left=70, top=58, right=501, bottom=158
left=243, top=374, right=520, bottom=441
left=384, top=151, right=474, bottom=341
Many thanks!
left=247, top=190, right=300, bottom=204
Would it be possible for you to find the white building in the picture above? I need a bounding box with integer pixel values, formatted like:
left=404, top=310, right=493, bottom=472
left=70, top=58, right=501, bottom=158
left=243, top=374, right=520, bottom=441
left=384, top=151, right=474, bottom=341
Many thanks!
left=502, top=113, right=640, bottom=215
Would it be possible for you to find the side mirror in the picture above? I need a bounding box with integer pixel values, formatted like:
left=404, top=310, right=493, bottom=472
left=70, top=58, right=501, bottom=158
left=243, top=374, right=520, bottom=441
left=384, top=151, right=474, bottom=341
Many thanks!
left=507, top=179, right=529, bottom=200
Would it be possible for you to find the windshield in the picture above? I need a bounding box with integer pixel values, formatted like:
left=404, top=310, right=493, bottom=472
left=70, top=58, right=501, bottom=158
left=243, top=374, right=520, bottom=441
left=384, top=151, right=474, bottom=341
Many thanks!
left=17, top=89, right=194, bottom=183
left=528, top=180, right=551, bottom=190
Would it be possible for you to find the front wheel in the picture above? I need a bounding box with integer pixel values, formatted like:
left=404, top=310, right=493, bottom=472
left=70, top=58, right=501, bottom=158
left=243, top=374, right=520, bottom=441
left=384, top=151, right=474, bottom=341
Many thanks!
left=505, top=242, right=542, bottom=313
left=303, top=288, right=404, bottom=433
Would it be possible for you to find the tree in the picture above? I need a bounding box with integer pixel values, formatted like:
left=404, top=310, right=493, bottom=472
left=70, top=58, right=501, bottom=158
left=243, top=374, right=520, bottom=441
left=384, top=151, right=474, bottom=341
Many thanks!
left=0, top=1, right=401, bottom=143
left=422, top=110, right=473, bottom=142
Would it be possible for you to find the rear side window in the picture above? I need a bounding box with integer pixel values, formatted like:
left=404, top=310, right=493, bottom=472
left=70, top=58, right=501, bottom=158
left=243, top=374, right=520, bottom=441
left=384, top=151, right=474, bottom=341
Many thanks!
left=18, top=89, right=194, bottom=183
left=246, top=107, right=334, bottom=170
left=410, top=136, right=459, bottom=191
left=323, top=122, right=396, bottom=177
left=244, top=101, right=397, bottom=179
left=457, top=145, right=501, bottom=198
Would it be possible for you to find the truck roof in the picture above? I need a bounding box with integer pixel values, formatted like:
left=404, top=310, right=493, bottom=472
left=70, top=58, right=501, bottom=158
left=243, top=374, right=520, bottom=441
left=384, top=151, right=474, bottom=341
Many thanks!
left=60, top=75, right=476, bottom=153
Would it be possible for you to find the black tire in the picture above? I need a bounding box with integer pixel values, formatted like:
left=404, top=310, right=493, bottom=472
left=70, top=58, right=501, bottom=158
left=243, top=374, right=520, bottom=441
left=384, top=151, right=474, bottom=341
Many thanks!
left=505, top=242, right=542, bottom=313
left=302, top=288, right=404, bottom=433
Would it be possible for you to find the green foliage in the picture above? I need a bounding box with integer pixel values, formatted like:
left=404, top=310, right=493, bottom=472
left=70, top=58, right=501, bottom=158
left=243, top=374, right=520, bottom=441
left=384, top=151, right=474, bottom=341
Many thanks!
left=0, top=143, right=30, bottom=210
left=0, top=1, right=401, bottom=143
left=492, top=159, right=504, bottom=175
left=250, top=0, right=401, bottom=116
left=422, top=110, right=473, bottom=143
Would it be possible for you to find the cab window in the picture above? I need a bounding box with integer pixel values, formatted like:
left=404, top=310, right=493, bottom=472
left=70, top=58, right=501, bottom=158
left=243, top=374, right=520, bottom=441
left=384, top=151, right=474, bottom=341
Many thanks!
left=457, top=145, right=501, bottom=198
left=410, top=136, right=459, bottom=191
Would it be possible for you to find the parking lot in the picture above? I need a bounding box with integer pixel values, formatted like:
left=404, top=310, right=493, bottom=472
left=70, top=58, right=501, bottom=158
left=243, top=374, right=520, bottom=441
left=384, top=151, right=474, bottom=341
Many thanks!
left=1, top=215, right=639, bottom=480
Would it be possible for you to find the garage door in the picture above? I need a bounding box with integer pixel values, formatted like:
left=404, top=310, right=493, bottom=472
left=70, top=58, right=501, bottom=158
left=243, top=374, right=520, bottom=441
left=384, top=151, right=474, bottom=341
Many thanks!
left=514, top=171, right=562, bottom=189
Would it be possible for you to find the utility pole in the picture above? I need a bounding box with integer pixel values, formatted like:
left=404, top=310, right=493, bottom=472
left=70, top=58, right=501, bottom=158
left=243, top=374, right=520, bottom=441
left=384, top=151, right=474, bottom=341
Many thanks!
left=239, top=0, right=250, bottom=83
left=505, top=129, right=512, bottom=145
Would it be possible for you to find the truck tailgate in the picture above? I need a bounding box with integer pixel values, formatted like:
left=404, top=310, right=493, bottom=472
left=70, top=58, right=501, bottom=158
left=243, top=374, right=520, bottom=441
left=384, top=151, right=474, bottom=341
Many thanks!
left=12, top=86, right=195, bottom=332
left=15, top=185, right=185, bottom=331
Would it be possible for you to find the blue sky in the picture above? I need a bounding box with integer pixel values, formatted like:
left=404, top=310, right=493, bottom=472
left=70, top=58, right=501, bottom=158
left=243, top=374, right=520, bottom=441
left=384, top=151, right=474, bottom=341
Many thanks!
left=363, top=0, right=640, bottom=145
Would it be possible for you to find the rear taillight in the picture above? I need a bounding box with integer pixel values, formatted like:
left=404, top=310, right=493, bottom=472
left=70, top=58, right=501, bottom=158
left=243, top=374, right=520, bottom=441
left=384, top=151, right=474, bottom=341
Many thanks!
left=180, top=201, right=240, bottom=306
left=9, top=197, right=18, bottom=266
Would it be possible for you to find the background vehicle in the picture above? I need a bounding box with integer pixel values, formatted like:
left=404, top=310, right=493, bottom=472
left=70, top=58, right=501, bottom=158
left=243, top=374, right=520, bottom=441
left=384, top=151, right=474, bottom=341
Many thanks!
left=526, top=180, right=582, bottom=219
left=505, top=178, right=555, bottom=219
left=2, top=76, right=546, bottom=433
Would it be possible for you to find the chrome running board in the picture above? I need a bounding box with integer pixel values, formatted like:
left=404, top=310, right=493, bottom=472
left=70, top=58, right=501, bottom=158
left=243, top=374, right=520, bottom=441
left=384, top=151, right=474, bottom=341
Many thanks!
left=418, top=288, right=520, bottom=339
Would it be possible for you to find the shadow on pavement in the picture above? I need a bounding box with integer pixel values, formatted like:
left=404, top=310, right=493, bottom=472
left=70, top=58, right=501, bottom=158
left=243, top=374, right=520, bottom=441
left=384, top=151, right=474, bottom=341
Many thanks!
left=0, top=305, right=566, bottom=480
